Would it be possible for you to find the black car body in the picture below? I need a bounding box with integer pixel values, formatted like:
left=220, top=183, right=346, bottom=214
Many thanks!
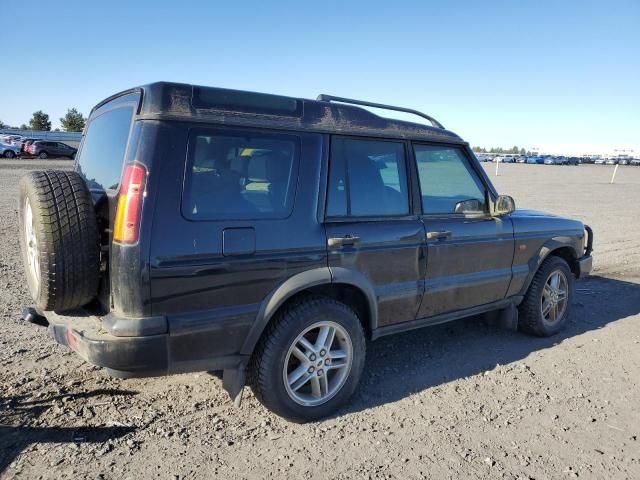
left=19, top=82, right=593, bottom=421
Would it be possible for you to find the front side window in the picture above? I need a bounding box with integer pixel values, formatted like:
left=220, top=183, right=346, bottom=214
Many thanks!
left=183, top=129, right=298, bottom=220
left=326, top=137, right=409, bottom=217
left=414, top=145, right=487, bottom=215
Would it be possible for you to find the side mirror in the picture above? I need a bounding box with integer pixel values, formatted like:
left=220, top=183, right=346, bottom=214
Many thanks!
left=494, top=195, right=516, bottom=215
left=454, top=198, right=483, bottom=214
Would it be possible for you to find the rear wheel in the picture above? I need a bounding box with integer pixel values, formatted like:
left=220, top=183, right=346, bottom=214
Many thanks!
left=38, top=151, right=48, bottom=159
left=4, top=150, right=15, bottom=158
left=18, top=170, right=100, bottom=312
left=519, top=256, right=574, bottom=336
left=249, top=296, right=366, bottom=422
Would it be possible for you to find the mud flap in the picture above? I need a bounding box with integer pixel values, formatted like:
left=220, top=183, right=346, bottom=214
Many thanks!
left=497, top=303, right=519, bottom=331
left=223, top=365, right=247, bottom=407
left=484, top=303, right=519, bottom=331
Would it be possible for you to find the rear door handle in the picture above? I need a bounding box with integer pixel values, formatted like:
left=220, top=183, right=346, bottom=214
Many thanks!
left=426, top=230, right=452, bottom=241
left=328, top=235, right=360, bottom=248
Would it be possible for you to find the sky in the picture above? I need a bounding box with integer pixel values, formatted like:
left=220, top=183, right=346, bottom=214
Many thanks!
left=1, top=0, right=639, bottom=155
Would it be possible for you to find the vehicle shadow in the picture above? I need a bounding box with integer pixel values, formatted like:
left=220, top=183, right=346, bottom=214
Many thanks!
left=0, top=389, right=137, bottom=474
left=339, top=275, right=640, bottom=417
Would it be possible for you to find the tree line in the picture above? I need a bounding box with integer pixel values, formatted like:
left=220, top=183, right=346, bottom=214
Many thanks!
left=0, top=108, right=86, bottom=132
left=472, top=145, right=534, bottom=155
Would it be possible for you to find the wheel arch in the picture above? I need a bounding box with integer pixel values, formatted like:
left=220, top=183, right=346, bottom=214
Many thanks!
left=240, top=267, right=378, bottom=355
left=520, top=240, right=580, bottom=296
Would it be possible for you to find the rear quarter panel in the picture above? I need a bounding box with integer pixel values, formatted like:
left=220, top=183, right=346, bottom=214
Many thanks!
left=145, top=122, right=327, bottom=363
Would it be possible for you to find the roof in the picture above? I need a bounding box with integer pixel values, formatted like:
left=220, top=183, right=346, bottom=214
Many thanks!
left=94, top=82, right=464, bottom=144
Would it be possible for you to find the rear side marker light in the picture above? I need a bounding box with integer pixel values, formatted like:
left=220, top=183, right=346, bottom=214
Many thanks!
left=114, top=163, right=147, bottom=244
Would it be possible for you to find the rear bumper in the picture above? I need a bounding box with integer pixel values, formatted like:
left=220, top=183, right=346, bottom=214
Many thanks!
left=47, top=310, right=169, bottom=376
left=44, top=309, right=248, bottom=380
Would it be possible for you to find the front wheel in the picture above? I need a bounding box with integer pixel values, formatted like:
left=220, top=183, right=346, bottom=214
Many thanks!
left=519, top=256, right=574, bottom=336
left=249, top=296, right=366, bottom=422
left=38, top=151, right=48, bottom=159
left=4, top=150, right=15, bottom=158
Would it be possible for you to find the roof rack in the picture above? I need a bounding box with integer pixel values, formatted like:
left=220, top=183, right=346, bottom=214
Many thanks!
left=316, top=94, right=444, bottom=129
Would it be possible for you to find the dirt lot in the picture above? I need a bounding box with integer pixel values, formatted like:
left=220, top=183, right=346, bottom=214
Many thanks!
left=1, top=160, right=639, bottom=479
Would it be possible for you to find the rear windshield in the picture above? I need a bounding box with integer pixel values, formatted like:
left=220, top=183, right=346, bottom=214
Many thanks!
left=76, top=94, right=138, bottom=191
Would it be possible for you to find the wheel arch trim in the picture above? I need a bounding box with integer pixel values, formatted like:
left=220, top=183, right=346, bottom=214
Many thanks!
left=519, top=237, right=580, bottom=296
left=240, top=266, right=378, bottom=355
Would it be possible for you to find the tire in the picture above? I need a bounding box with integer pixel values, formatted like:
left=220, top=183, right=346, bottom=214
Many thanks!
left=249, top=296, right=366, bottom=422
left=38, top=151, right=48, bottom=159
left=519, top=256, right=574, bottom=336
left=4, top=150, right=15, bottom=158
left=18, top=170, right=100, bottom=312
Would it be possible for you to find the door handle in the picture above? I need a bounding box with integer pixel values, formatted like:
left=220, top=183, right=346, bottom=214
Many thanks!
left=426, top=230, right=451, bottom=241
left=327, top=235, right=360, bottom=248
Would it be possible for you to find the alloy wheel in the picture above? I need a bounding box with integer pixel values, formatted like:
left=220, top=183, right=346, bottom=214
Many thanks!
left=24, top=198, right=40, bottom=288
left=283, top=321, right=353, bottom=407
left=541, top=269, right=568, bottom=324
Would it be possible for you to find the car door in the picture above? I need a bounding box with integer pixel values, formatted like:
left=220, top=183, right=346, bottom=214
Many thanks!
left=324, top=136, right=426, bottom=328
left=57, top=143, right=69, bottom=156
left=414, top=143, right=514, bottom=318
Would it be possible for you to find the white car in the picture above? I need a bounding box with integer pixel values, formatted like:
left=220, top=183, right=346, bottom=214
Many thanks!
left=1, top=142, right=20, bottom=158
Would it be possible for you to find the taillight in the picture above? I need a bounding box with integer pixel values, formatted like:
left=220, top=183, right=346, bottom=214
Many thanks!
left=113, top=163, right=146, bottom=244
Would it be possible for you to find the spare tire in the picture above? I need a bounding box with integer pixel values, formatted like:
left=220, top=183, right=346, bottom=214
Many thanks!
left=18, top=170, right=100, bottom=312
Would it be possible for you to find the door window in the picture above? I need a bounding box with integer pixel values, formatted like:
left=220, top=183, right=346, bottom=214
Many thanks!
left=326, top=137, right=409, bottom=217
left=414, top=145, right=487, bottom=215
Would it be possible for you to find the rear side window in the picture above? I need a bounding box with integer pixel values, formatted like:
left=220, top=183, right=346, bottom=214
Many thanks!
left=183, top=129, right=299, bottom=220
left=76, top=106, right=135, bottom=191
left=326, top=137, right=409, bottom=217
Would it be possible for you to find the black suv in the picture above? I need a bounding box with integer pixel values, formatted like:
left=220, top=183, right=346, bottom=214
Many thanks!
left=18, top=82, right=593, bottom=421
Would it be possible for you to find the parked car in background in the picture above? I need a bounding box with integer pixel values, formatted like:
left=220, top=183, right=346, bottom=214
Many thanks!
left=515, top=156, right=527, bottom=163
left=630, top=158, right=640, bottom=166
left=20, top=138, right=38, bottom=155
left=1, top=142, right=21, bottom=158
left=526, top=156, right=544, bottom=164
left=594, top=157, right=607, bottom=165
left=29, top=141, right=77, bottom=159
left=2, top=135, right=24, bottom=145
left=605, top=158, right=617, bottom=165
left=566, top=157, right=580, bottom=166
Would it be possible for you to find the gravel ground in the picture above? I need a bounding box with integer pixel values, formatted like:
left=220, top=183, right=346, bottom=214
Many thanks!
left=1, top=160, right=639, bottom=479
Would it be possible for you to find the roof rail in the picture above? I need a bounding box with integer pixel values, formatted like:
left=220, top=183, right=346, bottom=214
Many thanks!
left=316, top=94, right=444, bottom=129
